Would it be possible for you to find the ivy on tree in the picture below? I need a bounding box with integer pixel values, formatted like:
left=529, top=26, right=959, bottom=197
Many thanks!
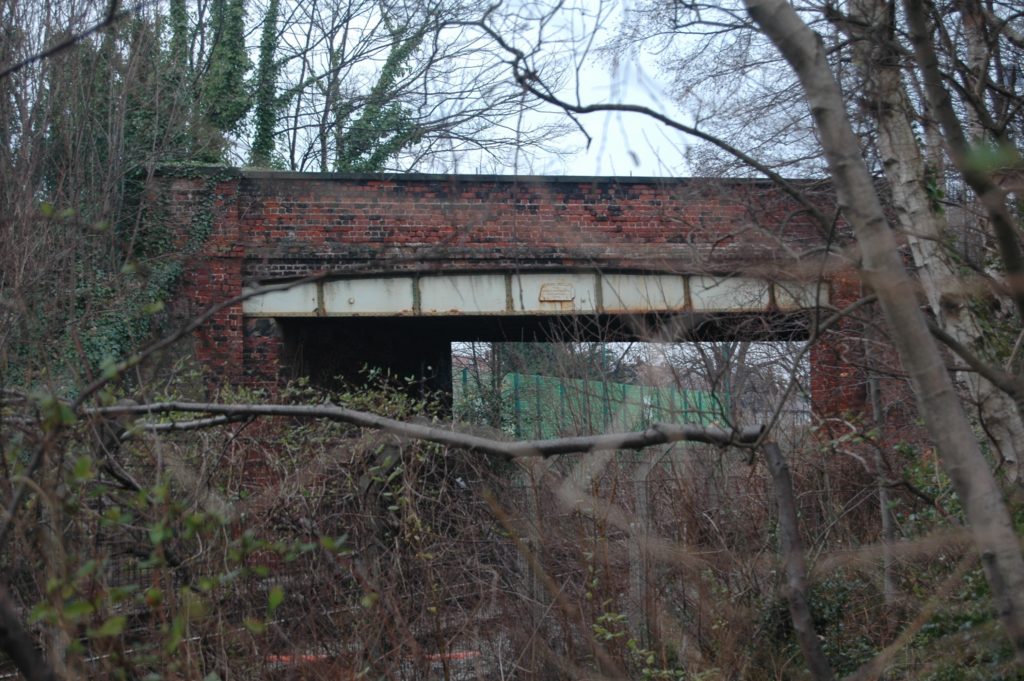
left=334, top=22, right=425, bottom=172
left=249, top=0, right=280, bottom=167
left=202, top=0, right=250, bottom=135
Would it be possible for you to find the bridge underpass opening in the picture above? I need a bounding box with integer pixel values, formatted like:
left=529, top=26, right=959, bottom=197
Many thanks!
left=247, top=270, right=824, bottom=409
left=275, top=313, right=814, bottom=398
left=451, top=339, right=812, bottom=442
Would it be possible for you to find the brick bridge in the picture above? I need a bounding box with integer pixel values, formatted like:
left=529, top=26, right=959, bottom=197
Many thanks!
left=154, top=167, right=865, bottom=416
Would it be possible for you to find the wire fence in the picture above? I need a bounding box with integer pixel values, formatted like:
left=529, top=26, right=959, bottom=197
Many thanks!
left=454, top=370, right=728, bottom=439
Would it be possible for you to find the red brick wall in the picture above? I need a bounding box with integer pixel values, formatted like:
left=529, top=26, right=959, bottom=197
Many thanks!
left=223, top=172, right=832, bottom=278
left=154, top=168, right=870, bottom=415
left=809, top=269, right=868, bottom=418
left=164, top=175, right=247, bottom=389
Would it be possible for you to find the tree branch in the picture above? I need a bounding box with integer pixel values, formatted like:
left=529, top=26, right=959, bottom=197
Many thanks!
left=926, top=319, right=1023, bottom=398
left=89, top=401, right=764, bottom=458
left=0, top=1, right=145, bottom=81
left=902, top=0, right=1024, bottom=321
left=125, top=414, right=250, bottom=435
left=0, top=584, right=57, bottom=681
left=746, top=0, right=1024, bottom=656
left=762, top=441, right=835, bottom=681
left=460, top=18, right=841, bottom=239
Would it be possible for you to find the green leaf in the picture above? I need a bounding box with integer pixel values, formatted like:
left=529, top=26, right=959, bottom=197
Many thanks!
left=102, top=506, right=132, bottom=525
left=30, top=603, right=54, bottom=624
left=73, top=456, right=95, bottom=482
left=964, top=142, right=1022, bottom=174
left=90, top=615, right=126, bottom=637
left=243, top=616, right=266, bottom=634
left=145, top=587, right=163, bottom=607
left=39, top=396, right=76, bottom=431
left=267, top=585, right=284, bottom=614
left=166, top=615, right=185, bottom=653
left=149, top=523, right=171, bottom=546
left=319, top=535, right=347, bottom=552
left=109, top=586, right=137, bottom=604
left=74, top=560, right=98, bottom=580
left=64, top=600, right=95, bottom=619
left=100, top=357, right=120, bottom=380
left=181, top=589, right=207, bottom=620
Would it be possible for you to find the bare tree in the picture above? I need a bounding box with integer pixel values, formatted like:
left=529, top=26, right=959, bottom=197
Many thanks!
left=746, top=0, right=1024, bottom=656
left=263, top=0, right=569, bottom=172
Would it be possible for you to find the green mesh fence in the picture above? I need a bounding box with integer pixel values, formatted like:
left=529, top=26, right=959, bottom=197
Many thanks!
left=455, top=369, right=728, bottom=439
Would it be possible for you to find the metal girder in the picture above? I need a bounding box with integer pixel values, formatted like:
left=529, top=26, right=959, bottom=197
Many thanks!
left=242, top=271, right=829, bottom=318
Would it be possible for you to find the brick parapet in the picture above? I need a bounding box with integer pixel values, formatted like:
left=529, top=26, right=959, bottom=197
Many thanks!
left=221, top=173, right=836, bottom=279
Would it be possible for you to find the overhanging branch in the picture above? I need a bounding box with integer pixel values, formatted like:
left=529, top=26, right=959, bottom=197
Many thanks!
left=89, top=401, right=764, bottom=458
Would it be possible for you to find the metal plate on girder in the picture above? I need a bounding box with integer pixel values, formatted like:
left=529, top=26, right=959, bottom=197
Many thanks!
left=242, top=286, right=318, bottom=316
left=242, top=271, right=829, bottom=318
left=690, top=276, right=771, bottom=311
left=511, top=273, right=596, bottom=313
left=601, top=274, right=686, bottom=313
left=322, top=277, right=415, bottom=315
left=539, top=283, right=575, bottom=302
left=420, top=274, right=508, bottom=314
left=774, top=281, right=829, bottom=310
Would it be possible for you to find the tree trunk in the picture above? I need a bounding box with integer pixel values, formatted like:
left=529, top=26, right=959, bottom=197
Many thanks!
left=745, top=0, right=1024, bottom=658
left=847, top=0, right=1024, bottom=481
left=762, top=442, right=836, bottom=681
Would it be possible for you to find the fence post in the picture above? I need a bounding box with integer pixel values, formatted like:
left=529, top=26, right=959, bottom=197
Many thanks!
left=513, top=372, right=521, bottom=438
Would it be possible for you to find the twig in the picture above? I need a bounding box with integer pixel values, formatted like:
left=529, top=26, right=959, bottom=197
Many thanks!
left=124, top=414, right=249, bottom=435
left=0, top=1, right=147, bottom=81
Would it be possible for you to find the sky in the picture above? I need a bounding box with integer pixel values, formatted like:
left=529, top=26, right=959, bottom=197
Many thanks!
left=260, top=0, right=692, bottom=177
left=503, top=0, right=693, bottom=178
left=557, top=82, right=690, bottom=177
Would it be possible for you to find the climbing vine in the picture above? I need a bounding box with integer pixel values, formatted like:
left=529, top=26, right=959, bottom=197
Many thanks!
left=72, top=167, right=232, bottom=383
left=334, top=22, right=426, bottom=172
left=201, top=0, right=250, bottom=135
left=249, top=0, right=281, bottom=167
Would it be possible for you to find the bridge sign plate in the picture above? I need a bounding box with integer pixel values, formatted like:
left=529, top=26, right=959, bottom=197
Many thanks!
left=538, top=283, right=575, bottom=302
